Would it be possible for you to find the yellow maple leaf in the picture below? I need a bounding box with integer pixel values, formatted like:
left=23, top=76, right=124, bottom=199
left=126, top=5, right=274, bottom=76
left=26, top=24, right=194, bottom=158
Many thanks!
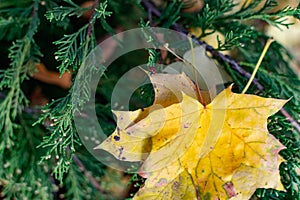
left=96, top=72, right=287, bottom=200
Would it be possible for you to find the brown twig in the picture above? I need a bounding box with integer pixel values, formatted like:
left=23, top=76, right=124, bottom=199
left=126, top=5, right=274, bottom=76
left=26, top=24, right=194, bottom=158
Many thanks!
left=87, top=0, right=99, bottom=37
left=72, top=154, right=107, bottom=194
left=280, top=108, right=300, bottom=133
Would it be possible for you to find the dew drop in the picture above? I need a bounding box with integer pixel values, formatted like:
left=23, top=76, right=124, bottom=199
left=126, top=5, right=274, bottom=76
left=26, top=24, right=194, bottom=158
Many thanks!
left=4, top=162, right=10, bottom=168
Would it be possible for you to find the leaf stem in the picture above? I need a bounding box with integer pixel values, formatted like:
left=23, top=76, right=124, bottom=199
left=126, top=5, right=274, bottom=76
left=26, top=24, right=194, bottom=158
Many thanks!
left=87, top=0, right=99, bottom=37
left=242, top=38, right=274, bottom=94
left=163, top=42, right=206, bottom=106
left=163, top=43, right=185, bottom=62
left=187, top=36, right=205, bottom=106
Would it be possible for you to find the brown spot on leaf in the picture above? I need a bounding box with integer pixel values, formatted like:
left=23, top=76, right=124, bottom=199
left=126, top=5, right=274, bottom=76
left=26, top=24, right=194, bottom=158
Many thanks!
left=118, top=146, right=124, bottom=159
left=172, top=181, right=180, bottom=191
left=155, top=178, right=167, bottom=187
left=223, top=181, right=237, bottom=198
left=114, top=135, right=120, bottom=141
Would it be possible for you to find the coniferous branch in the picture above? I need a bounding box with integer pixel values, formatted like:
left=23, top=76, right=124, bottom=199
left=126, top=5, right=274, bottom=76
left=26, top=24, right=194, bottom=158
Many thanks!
left=183, top=0, right=299, bottom=39
left=48, top=0, right=111, bottom=74
left=0, top=89, right=105, bottom=197
left=36, top=0, right=113, bottom=184
left=64, top=162, right=89, bottom=199
left=45, top=0, right=90, bottom=22
left=0, top=1, right=37, bottom=40
left=72, top=154, right=106, bottom=194
left=280, top=109, right=300, bottom=133
left=53, top=24, right=89, bottom=74
left=225, top=0, right=300, bottom=29
left=34, top=94, right=80, bottom=183
left=0, top=17, right=31, bottom=40
left=139, top=20, right=160, bottom=66
left=159, top=1, right=182, bottom=27
left=0, top=3, right=34, bottom=17
left=0, top=39, right=31, bottom=142
left=64, top=157, right=110, bottom=200
left=0, top=115, right=53, bottom=200
left=215, top=28, right=253, bottom=51
left=0, top=0, right=41, bottom=148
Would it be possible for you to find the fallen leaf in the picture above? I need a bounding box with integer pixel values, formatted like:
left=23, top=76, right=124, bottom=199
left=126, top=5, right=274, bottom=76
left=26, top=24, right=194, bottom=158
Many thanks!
left=33, top=63, right=72, bottom=89
left=163, top=46, right=232, bottom=98
left=96, top=72, right=287, bottom=200
left=134, top=170, right=198, bottom=199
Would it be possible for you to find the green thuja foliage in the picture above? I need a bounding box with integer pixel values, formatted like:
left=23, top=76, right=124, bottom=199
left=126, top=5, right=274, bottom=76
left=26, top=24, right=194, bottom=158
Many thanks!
left=0, top=0, right=299, bottom=199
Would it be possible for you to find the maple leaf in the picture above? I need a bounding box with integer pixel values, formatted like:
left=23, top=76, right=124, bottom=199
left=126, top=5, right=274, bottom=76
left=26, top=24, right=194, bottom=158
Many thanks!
left=96, top=72, right=287, bottom=200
